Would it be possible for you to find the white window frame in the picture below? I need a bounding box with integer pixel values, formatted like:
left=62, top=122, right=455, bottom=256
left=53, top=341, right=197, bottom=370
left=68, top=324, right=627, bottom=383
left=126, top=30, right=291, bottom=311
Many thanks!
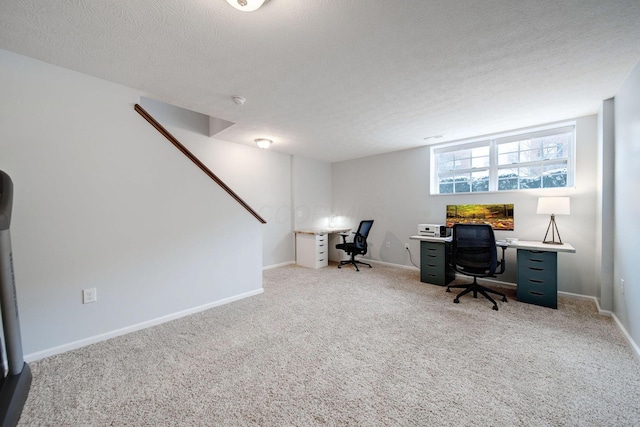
left=430, top=122, right=575, bottom=194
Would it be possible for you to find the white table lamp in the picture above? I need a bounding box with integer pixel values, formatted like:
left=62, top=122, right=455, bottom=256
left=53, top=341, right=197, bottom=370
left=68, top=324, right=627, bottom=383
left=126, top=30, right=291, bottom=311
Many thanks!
left=537, top=197, right=570, bottom=244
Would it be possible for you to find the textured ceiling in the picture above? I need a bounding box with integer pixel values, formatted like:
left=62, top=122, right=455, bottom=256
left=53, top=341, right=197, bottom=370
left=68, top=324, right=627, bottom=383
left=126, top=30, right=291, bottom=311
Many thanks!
left=1, top=1, right=640, bottom=163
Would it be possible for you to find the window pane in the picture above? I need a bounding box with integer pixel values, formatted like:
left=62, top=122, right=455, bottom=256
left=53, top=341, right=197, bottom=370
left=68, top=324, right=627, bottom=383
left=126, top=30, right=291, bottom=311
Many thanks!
left=498, top=141, right=519, bottom=155
left=453, top=157, right=469, bottom=170
left=498, top=141, right=519, bottom=165
left=538, top=132, right=571, bottom=161
left=542, top=162, right=568, bottom=188
left=542, top=144, right=559, bottom=160
left=521, top=139, right=541, bottom=151
left=471, top=170, right=489, bottom=192
left=438, top=153, right=455, bottom=171
left=432, top=125, right=573, bottom=194
left=498, top=168, right=518, bottom=191
left=471, top=146, right=490, bottom=157
left=520, top=165, right=542, bottom=178
left=471, top=155, right=490, bottom=168
left=498, top=152, right=518, bottom=165
left=520, top=147, right=542, bottom=162
left=520, top=176, right=541, bottom=189
left=454, top=173, right=470, bottom=193
left=439, top=182, right=454, bottom=193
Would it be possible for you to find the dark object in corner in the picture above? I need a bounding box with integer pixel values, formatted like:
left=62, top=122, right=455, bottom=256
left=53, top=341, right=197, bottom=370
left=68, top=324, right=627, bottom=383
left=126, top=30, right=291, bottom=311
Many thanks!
left=0, top=170, right=32, bottom=427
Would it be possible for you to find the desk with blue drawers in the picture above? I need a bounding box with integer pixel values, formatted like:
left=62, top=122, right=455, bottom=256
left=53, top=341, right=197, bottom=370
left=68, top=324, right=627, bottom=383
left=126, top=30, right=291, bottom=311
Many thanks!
left=410, top=236, right=576, bottom=309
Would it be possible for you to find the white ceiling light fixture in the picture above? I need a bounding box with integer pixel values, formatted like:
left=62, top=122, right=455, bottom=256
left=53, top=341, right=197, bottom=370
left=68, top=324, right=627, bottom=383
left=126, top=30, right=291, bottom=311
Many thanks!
left=225, top=0, right=266, bottom=12
left=255, top=138, right=272, bottom=149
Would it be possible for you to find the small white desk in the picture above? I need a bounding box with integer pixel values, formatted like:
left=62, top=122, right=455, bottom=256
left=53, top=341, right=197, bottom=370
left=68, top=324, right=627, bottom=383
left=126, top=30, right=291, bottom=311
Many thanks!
left=295, top=228, right=351, bottom=269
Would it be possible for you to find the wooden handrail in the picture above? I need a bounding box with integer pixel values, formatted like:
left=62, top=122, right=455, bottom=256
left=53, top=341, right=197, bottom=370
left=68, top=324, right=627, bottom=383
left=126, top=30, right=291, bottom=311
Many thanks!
left=134, top=104, right=266, bottom=224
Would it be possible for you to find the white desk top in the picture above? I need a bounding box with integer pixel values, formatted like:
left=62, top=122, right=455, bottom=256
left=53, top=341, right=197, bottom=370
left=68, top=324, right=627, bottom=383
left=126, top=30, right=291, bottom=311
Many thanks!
left=509, top=240, right=576, bottom=253
left=409, top=235, right=576, bottom=253
left=295, top=227, right=351, bottom=235
left=410, top=235, right=451, bottom=242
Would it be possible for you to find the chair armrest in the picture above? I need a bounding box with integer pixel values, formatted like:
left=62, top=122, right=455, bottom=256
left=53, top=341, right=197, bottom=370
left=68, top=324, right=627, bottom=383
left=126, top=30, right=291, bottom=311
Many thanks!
left=339, top=233, right=349, bottom=244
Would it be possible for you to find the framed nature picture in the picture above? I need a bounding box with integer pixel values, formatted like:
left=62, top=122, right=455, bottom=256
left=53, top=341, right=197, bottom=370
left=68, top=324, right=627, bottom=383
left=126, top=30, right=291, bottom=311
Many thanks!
left=446, top=204, right=514, bottom=230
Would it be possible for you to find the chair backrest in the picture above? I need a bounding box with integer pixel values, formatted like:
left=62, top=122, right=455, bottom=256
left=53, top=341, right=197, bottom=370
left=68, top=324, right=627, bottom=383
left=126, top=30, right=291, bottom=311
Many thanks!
left=451, top=223, right=497, bottom=276
left=354, top=220, right=374, bottom=253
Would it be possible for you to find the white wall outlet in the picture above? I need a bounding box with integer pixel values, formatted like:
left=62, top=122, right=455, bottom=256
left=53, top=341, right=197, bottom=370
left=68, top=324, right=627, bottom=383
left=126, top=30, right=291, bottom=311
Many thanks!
left=385, top=241, right=391, bottom=248
left=83, top=288, right=97, bottom=304
left=404, top=243, right=410, bottom=250
left=621, top=279, right=625, bottom=295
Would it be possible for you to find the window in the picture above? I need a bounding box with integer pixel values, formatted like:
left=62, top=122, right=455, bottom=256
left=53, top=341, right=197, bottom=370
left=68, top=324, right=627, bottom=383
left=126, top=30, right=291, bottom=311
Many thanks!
left=431, top=124, right=574, bottom=194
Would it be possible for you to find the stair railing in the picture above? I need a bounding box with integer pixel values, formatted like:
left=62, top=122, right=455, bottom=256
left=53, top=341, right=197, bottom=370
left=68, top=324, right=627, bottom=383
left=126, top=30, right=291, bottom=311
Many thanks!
left=134, top=104, right=266, bottom=224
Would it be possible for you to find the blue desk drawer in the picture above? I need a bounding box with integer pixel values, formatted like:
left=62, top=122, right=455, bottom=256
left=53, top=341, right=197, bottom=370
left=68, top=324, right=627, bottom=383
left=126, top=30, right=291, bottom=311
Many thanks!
left=517, top=250, right=557, bottom=309
left=422, top=253, right=446, bottom=269
left=519, top=250, right=556, bottom=269
left=420, top=241, right=454, bottom=286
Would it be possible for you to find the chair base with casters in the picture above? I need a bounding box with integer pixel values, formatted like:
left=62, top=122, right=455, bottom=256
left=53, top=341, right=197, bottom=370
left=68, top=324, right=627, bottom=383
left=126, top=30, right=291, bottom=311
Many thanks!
left=446, top=277, right=507, bottom=311
left=337, top=256, right=372, bottom=271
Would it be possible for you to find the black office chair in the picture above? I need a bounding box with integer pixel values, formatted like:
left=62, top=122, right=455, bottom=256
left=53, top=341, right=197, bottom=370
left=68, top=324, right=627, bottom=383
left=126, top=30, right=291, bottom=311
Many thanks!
left=446, top=223, right=508, bottom=310
left=336, top=220, right=374, bottom=271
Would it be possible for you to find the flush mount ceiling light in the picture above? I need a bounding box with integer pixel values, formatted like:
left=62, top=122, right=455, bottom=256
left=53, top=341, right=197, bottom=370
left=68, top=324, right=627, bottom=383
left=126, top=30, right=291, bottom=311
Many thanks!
left=255, top=138, right=272, bottom=149
left=225, top=0, right=266, bottom=12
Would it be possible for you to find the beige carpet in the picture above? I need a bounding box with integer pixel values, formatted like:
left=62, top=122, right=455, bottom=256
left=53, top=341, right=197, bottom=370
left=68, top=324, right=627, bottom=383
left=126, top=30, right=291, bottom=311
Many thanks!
left=19, top=263, right=640, bottom=426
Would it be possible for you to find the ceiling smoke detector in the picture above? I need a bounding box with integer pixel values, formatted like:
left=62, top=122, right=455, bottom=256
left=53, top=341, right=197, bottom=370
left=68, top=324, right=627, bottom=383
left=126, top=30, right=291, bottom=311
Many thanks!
left=225, top=0, right=266, bottom=12
left=232, top=96, right=245, bottom=106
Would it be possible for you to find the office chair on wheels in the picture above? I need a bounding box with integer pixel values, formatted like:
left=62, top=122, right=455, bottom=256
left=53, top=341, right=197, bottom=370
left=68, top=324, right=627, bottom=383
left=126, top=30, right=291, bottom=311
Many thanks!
left=336, top=220, right=374, bottom=271
left=446, top=223, right=508, bottom=311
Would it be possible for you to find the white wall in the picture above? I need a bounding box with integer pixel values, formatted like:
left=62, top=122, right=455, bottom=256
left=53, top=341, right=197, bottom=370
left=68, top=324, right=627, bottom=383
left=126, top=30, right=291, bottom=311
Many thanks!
left=332, top=115, right=599, bottom=296
left=596, top=99, right=615, bottom=311
left=139, top=98, right=294, bottom=269
left=0, top=49, right=263, bottom=358
left=292, top=156, right=332, bottom=230
left=613, top=59, right=640, bottom=345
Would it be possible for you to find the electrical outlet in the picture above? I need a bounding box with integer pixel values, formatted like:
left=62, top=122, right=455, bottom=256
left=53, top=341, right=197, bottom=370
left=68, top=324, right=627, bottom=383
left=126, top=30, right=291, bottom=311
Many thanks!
left=404, top=243, right=410, bottom=250
left=83, top=288, right=97, bottom=304
left=621, top=279, right=625, bottom=295
left=385, top=241, right=391, bottom=248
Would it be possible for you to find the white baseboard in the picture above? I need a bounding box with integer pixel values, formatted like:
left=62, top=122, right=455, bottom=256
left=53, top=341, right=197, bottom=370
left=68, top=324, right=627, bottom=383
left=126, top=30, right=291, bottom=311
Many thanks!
left=365, top=258, right=419, bottom=271
left=552, top=292, right=640, bottom=360
left=565, top=295, right=640, bottom=361
left=263, top=260, right=295, bottom=270
left=610, top=312, right=640, bottom=360
left=24, top=288, right=264, bottom=363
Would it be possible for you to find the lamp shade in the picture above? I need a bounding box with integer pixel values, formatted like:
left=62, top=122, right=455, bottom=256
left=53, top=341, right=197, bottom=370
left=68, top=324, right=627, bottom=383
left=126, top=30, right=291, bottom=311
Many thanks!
left=536, top=197, right=570, bottom=215
left=225, top=0, right=266, bottom=12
